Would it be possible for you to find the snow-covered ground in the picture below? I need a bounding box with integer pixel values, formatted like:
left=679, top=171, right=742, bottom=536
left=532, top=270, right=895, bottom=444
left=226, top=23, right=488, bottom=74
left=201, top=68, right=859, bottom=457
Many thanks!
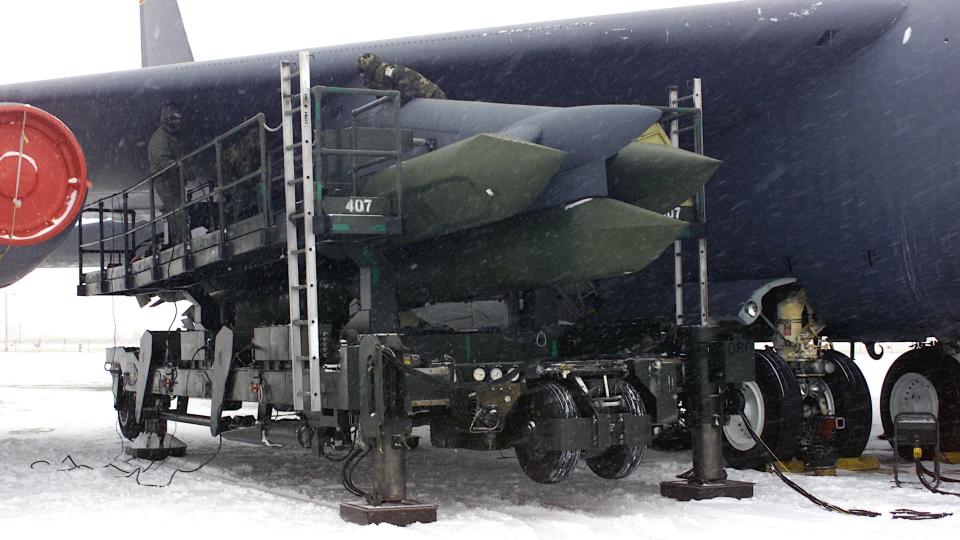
left=2, top=349, right=959, bottom=538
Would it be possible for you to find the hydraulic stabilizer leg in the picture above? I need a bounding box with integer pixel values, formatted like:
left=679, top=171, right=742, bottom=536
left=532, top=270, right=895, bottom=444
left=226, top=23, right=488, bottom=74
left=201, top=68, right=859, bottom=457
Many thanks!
left=125, top=331, right=187, bottom=460
left=373, top=441, right=407, bottom=503
left=661, top=326, right=754, bottom=501
left=339, top=335, right=438, bottom=526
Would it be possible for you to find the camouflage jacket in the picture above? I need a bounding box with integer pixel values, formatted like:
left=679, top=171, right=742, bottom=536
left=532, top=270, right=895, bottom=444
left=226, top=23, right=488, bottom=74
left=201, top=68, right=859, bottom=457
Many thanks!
left=365, top=63, right=447, bottom=101
left=147, top=126, right=182, bottom=175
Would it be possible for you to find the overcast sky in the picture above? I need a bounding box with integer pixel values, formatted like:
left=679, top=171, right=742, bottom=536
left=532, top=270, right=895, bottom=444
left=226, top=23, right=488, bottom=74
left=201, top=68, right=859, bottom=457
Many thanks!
left=0, top=0, right=734, bottom=84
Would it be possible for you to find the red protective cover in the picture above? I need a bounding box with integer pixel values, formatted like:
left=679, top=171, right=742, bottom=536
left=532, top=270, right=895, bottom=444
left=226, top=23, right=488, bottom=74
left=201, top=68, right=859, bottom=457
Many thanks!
left=0, top=103, right=89, bottom=246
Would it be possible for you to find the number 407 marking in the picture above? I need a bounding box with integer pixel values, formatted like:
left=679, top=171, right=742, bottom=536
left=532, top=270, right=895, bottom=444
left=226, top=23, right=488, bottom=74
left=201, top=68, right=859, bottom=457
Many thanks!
left=345, top=198, right=372, bottom=213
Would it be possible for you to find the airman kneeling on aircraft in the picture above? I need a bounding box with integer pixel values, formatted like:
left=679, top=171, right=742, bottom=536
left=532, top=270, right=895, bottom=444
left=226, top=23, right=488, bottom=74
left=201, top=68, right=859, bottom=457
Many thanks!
left=357, top=53, right=447, bottom=103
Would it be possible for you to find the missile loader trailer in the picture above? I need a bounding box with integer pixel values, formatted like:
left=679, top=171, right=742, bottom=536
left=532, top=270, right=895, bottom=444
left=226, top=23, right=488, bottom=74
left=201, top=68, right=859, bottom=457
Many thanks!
left=79, top=55, right=754, bottom=525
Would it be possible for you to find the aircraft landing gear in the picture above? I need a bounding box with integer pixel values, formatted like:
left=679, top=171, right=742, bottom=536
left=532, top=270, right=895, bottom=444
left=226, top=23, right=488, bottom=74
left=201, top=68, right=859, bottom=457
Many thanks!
left=881, top=345, right=960, bottom=459
left=819, top=350, right=872, bottom=458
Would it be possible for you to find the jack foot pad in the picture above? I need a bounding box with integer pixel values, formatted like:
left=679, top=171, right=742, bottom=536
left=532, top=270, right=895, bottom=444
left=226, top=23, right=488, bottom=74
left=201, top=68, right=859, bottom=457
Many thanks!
left=340, top=501, right=438, bottom=526
left=660, top=480, right=754, bottom=501
left=126, top=433, right=187, bottom=461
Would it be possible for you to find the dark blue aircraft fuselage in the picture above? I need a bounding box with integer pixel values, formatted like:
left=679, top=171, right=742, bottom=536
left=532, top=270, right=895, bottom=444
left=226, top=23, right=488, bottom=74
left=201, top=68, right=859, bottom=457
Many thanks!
left=2, top=0, right=956, bottom=341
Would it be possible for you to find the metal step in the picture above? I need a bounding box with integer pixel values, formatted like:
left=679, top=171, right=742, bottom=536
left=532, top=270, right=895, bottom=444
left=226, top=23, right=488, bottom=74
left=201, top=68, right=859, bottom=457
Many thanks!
left=325, top=213, right=393, bottom=235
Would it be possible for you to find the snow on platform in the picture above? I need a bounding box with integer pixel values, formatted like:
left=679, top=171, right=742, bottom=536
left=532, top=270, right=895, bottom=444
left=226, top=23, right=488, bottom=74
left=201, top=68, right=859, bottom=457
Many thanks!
left=1, top=351, right=958, bottom=537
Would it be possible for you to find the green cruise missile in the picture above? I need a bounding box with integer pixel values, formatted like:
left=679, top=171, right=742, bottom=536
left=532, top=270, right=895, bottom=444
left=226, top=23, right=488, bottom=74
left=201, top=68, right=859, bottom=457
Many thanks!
left=358, top=134, right=566, bottom=244
left=391, top=198, right=688, bottom=304
left=607, top=142, right=720, bottom=214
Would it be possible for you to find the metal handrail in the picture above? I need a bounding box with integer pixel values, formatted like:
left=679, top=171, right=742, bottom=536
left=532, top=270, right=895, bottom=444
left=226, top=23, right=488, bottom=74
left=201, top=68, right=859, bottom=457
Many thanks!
left=79, top=114, right=276, bottom=290
left=84, top=114, right=267, bottom=208
left=313, top=86, right=403, bottom=227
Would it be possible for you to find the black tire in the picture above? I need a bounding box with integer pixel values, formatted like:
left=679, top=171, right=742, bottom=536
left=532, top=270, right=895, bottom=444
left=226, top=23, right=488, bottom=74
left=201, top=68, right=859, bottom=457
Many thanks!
left=116, top=390, right=144, bottom=441
left=880, top=347, right=960, bottom=458
left=722, top=350, right=802, bottom=469
left=821, top=350, right=872, bottom=458
left=512, top=382, right=582, bottom=484
left=586, top=381, right=646, bottom=479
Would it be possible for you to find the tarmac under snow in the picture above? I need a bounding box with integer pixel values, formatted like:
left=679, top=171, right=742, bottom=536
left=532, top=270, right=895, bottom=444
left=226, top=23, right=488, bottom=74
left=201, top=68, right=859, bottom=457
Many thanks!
left=1, top=350, right=958, bottom=538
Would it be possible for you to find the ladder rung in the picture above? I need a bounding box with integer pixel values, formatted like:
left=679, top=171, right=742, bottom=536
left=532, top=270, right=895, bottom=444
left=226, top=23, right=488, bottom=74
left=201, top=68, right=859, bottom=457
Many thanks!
left=290, top=248, right=307, bottom=256
left=285, top=142, right=304, bottom=151
left=293, top=319, right=311, bottom=326
left=283, top=71, right=300, bottom=81
left=291, top=284, right=308, bottom=290
left=287, top=178, right=304, bottom=185
left=289, top=211, right=306, bottom=221
left=295, top=355, right=309, bottom=362
left=284, top=107, right=302, bottom=116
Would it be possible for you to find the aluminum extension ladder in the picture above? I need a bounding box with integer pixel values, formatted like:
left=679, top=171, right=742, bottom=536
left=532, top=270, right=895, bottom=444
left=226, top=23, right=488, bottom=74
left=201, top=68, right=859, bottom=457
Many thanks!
left=280, top=51, right=323, bottom=411
left=668, top=78, right=709, bottom=327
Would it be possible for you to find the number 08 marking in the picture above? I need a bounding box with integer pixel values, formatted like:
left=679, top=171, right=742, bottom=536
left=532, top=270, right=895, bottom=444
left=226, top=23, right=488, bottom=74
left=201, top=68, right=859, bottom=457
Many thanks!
left=345, top=198, right=373, bottom=213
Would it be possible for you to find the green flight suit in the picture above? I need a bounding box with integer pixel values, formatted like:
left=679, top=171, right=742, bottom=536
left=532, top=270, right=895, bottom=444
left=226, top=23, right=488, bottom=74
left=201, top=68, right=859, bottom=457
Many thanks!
left=148, top=126, right=185, bottom=245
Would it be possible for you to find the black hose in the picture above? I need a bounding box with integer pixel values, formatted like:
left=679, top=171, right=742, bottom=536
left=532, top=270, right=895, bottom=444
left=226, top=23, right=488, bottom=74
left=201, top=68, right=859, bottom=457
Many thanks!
left=341, top=446, right=371, bottom=499
left=865, top=342, right=884, bottom=360
left=322, top=446, right=357, bottom=462
left=891, top=508, right=954, bottom=520
left=741, top=410, right=953, bottom=518
left=916, top=461, right=960, bottom=498
left=918, top=461, right=960, bottom=483
left=105, top=436, right=223, bottom=488
left=739, top=412, right=881, bottom=517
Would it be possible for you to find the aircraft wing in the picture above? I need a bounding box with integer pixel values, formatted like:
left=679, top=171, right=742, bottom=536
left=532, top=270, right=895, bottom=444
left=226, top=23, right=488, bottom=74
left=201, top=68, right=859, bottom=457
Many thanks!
left=0, top=0, right=906, bottom=198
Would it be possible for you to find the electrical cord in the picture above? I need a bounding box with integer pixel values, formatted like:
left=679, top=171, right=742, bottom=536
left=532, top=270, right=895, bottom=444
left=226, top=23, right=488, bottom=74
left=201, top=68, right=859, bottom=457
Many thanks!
left=32, top=433, right=223, bottom=489
left=29, top=455, right=94, bottom=472
left=104, top=435, right=223, bottom=488
left=918, top=461, right=960, bottom=483
left=916, top=461, right=960, bottom=498
left=737, top=412, right=952, bottom=519
left=890, top=508, right=953, bottom=521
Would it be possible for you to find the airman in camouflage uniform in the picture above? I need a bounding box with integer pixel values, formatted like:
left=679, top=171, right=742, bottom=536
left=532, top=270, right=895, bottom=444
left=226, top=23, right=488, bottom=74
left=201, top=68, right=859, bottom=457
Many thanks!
left=221, top=126, right=263, bottom=221
left=357, top=53, right=447, bottom=103
left=148, top=102, right=185, bottom=246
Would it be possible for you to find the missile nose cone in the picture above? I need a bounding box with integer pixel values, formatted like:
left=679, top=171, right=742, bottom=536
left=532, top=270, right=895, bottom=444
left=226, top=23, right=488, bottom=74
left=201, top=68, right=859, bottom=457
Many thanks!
left=607, top=143, right=721, bottom=214
left=504, top=105, right=662, bottom=169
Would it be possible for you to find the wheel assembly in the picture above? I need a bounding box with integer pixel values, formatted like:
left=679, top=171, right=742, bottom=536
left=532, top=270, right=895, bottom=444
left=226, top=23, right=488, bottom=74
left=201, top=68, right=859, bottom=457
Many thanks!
left=116, top=389, right=144, bottom=441
left=819, top=350, right=872, bottom=458
left=722, top=349, right=802, bottom=469
left=880, top=346, right=960, bottom=458
left=511, top=382, right=582, bottom=484
left=586, top=380, right=646, bottom=479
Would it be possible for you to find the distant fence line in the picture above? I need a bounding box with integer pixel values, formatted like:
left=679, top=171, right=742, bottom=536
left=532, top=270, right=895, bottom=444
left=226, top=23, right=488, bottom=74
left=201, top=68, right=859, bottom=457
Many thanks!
left=0, top=340, right=127, bottom=353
